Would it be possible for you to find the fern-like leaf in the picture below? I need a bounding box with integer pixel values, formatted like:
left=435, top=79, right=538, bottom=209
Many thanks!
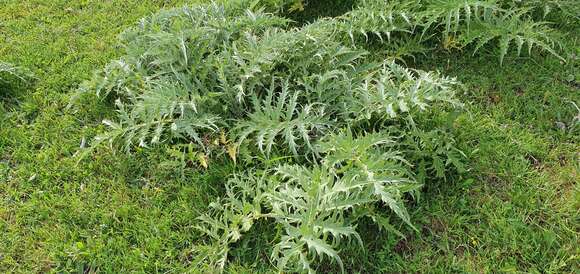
left=340, top=0, right=418, bottom=43
left=461, top=8, right=564, bottom=64
left=346, top=61, right=460, bottom=121
left=421, top=0, right=500, bottom=35
left=235, top=79, right=332, bottom=156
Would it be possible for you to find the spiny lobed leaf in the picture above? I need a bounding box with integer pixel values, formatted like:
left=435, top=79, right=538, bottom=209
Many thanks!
left=196, top=130, right=422, bottom=272
left=421, top=0, right=500, bottom=35
left=345, top=62, right=461, bottom=121
left=460, top=8, right=564, bottom=64
left=344, top=0, right=566, bottom=64
left=235, top=79, right=332, bottom=157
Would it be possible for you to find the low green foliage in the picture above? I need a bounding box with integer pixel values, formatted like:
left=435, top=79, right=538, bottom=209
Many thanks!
left=72, top=0, right=580, bottom=271
left=195, top=131, right=422, bottom=272
left=1, top=0, right=577, bottom=273
left=79, top=3, right=466, bottom=271
left=343, top=0, right=567, bottom=63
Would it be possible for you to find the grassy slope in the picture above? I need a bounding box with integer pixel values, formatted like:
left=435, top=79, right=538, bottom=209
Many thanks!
left=0, top=0, right=578, bottom=273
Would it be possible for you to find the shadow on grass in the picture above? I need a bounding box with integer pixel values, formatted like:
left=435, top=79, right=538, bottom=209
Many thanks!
left=0, top=73, right=36, bottom=111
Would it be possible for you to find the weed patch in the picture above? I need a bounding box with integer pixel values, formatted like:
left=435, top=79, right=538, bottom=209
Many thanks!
left=0, top=0, right=578, bottom=272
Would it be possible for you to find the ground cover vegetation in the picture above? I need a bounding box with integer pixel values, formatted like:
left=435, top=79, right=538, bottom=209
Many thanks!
left=0, top=0, right=578, bottom=273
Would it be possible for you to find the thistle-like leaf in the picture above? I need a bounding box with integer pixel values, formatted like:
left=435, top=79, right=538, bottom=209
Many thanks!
left=460, top=8, right=564, bottom=64
left=235, top=79, right=332, bottom=157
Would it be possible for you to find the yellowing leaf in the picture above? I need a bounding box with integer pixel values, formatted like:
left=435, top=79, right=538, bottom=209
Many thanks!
left=198, top=153, right=209, bottom=169
left=220, top=131, right=227, bottom=145
left=442, top=35, right=461, bottom=50
left=227, top=144, right=237, bottom=164
left=289, top=0, right=304, bottom=12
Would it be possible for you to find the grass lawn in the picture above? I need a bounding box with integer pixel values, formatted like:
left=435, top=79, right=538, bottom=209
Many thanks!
left=1, top=0, right=578, bottom=273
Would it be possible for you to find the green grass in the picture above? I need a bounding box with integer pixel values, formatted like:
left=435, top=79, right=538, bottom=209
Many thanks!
left=1, top=0, right=578, bottom=273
